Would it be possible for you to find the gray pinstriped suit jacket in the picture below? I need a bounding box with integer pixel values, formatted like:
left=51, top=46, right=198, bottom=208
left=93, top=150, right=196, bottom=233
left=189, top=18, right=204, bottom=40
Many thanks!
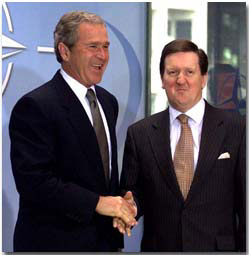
left=120, top=101, right=245, bottom=252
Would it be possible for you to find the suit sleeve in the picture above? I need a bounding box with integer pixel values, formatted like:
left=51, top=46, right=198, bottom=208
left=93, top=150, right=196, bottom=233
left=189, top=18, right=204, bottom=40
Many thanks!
left=120, top=126, right=144, bottom=219
left=234, top=118, right=246, bottom=251
left=9, top=96, right=99, bottom=225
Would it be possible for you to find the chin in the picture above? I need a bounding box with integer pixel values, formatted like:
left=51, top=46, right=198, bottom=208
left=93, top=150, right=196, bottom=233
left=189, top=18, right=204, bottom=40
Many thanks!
left=94, top=76, right=103, bottom=84
left=174, top=102, right=188, bottom=111
left=95, top=80, right=102, bottom=85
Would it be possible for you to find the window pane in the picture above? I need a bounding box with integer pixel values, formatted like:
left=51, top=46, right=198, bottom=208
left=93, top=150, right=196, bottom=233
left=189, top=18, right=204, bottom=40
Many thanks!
left=207, top=2, right=246, bottom=115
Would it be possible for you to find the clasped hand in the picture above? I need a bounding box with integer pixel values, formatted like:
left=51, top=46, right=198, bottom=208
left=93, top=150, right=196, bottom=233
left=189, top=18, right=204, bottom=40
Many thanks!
left=112, top=191, right=137, bottom=237
left=96, top=191, right=137, bottom=232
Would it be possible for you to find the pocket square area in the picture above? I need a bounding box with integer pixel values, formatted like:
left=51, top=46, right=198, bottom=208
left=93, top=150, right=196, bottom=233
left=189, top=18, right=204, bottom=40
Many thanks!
left=218, top=152, right=230, bottom=159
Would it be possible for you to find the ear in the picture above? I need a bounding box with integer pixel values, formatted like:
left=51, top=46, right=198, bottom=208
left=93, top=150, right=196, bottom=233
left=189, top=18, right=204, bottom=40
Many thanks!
left=201, top=73, right=208, bottom=89
left=160, top=73, right=165, bottom=89
left=58, top=42, right=70, bottom=62
left=161, top=80, right=166, bottom=89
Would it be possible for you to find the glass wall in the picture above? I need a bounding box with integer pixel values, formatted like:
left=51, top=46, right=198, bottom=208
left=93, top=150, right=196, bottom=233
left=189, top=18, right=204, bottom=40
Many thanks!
left=207, top=3, right=246, bottom=115
left=148, top=2, right=246, bottom=116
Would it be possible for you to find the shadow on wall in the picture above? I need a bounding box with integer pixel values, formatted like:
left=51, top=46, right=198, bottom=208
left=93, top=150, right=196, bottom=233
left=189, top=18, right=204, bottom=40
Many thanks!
left=3, top=191, right=16, bottom=251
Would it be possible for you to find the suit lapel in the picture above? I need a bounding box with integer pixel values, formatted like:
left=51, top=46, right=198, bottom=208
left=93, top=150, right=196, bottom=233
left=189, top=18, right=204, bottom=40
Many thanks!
left=148, top=109, right=183, bottom=201
left=148, top=103, right=227, bottom=204
left=53, top=71, right=107, bottom=188
left=185, top=102, right=226, bottom=205
left=95, top=87, right=116, bottom=155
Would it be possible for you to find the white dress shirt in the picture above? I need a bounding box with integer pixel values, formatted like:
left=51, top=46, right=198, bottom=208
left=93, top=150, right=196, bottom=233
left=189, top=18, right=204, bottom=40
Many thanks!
left=60, top=69, right=112, bottom=177
left=169, top=99, right=205, bottom=171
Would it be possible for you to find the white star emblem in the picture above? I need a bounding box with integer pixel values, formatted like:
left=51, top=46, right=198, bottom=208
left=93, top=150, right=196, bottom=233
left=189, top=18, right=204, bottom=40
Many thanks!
left=2, top=35, right=26, bottom=59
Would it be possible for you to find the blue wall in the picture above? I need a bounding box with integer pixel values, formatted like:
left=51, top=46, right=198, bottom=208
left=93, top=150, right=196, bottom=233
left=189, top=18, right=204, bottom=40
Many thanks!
left=2, top=2, right=146, bottom=252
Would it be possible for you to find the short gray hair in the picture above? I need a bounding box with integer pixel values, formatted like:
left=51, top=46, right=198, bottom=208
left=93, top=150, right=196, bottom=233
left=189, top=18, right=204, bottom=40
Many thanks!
left=54, top=11, right=106, bottom=63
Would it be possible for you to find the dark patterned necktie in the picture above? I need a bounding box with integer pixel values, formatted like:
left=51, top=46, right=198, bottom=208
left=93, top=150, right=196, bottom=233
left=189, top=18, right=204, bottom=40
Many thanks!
left=86, top=89, right=109, bottom=184
left=173, top=114, right=194, bottom=200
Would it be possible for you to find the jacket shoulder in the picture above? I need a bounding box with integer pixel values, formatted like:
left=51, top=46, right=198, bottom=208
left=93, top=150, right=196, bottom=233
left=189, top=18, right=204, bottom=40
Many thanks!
left=15, top=78, right=56, bottom=108
left=206, top=103, right=245, bottom=128
left=95, top=85, right=118, bottom=103
left=129, top=110, right=167, bottom=130
left=10, top=75, right=60, bottom=126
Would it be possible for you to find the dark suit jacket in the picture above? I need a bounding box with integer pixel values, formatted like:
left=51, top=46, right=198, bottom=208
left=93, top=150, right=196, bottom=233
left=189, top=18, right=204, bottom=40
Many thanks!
left=9, top=70, right=122, bottom=252
left=120, top=102, right=246, bottom=252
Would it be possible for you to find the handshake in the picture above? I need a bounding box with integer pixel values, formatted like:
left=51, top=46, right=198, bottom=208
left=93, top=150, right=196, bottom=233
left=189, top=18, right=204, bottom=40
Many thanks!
left=96, top=191, right=137, bottom=236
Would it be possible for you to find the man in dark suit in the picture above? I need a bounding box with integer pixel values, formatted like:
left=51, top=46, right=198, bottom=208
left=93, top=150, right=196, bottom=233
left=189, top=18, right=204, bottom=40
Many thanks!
left=9, top=11, right=136, bottom=252
left=117, top=40, right=245, bottom=251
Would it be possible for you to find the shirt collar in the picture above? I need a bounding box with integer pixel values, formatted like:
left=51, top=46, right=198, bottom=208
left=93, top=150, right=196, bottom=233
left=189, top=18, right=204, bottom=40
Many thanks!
left=169, top=98, right=205, bottom=125
left=60, top=68, right=96, bottom=98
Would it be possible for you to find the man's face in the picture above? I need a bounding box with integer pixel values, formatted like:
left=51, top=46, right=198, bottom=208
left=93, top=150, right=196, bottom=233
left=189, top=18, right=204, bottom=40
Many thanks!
left=162, top=52, right=207, bottom=112
left=61, top=23, right=110, bottom=87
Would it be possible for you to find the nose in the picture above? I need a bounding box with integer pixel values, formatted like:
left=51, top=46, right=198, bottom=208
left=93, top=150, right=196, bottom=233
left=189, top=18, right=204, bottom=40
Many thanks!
left=96, top=47, right=108, bottom=60
left=176, top=72, right=186, bottom=85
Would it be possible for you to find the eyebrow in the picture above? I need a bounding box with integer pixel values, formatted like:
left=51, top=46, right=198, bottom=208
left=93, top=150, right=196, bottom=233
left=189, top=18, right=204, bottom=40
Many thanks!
left=87, top=41, right=110, bottom=45
left=165, top=65, right=197, bottom=69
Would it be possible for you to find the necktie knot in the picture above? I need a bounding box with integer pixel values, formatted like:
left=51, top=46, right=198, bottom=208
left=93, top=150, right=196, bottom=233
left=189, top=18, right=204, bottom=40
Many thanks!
left=177, top=114, right=188, bottom=125
left=86, top=89, right=97, bottom=106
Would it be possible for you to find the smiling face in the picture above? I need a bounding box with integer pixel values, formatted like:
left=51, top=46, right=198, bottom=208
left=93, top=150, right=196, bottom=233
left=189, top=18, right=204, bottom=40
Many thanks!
left=59, top=23, right=110, bottom=87
left=162, top=51, right=207, bottom=112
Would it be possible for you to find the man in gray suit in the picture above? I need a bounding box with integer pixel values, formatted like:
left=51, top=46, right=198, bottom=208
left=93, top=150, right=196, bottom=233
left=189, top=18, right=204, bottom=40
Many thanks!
left=115, top=40, right=245, bottom=252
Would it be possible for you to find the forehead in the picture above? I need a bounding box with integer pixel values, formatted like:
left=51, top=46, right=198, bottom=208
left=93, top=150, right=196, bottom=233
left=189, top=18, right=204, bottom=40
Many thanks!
left=165, top=51, right=199, bottom=68
left=77, top=23, right=108, bottom=41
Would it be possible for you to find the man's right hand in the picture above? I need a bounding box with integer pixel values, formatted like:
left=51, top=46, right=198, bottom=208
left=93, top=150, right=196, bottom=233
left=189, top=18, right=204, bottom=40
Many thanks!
left=113, top=191, right=137, bottom=236
left=95, top=195, right=137, bottom=227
